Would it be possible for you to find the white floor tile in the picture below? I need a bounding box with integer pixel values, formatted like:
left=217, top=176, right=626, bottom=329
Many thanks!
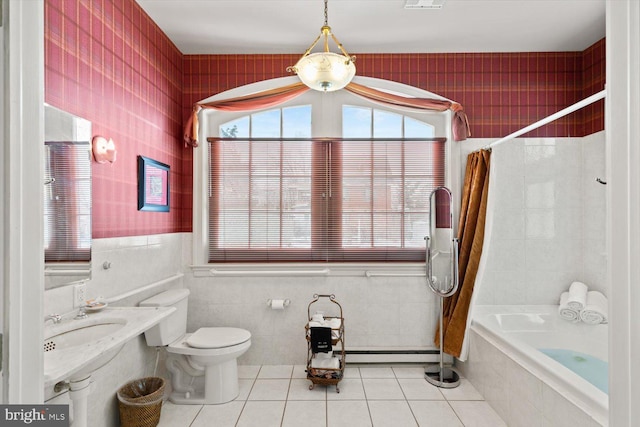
left=258, top=364, right=294, bottom=378
left=324, top=383, right=342, bottom=395
left=327, top=400, right=372, bottom=427
left=362, top=378, right=405, bottom=400
left=398, top=378, right=445, bottom=400
left=439, top=378, right=484, bottom=401
left=359, top=366, right=396, bottom=378
left=190, top=401, right=244, bottom=427
left=237, top=378, right=253, bottom=400
left=238, top=365, right=261, bottom=379
left=282, top=400, right=327, bottom=427
left=292, top=364, right=308, bottom=378
left=157, top=364, right=509, bottom=427
left=449, top=401, right=508, bottom=427
left=248, top=379, right=291, bottom=400
left=288, top=378, right=327, bottom=400
left=409, top=400, right=464, bottom=427
left=236, top=401, right=286, bottom=427
left=368, top=400, right=418, bottom=427
left=326, top=378, right=366, bottom=400
left=157, top=401, right=202, bottom=427
left=342, top=366, right=362, bottom=378
left=393, top=366, right=427, bottom=378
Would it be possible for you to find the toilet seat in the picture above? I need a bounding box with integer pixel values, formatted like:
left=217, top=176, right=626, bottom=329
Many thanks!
left=166, top=328, right=251, bottom=357
left=187, top=327, right=251, bottom=349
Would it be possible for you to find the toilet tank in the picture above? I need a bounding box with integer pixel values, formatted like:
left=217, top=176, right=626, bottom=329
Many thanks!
left=139, top=288, right=190, bottom=346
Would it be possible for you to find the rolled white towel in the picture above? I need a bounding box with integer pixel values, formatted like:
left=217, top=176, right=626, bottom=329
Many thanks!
left=315, top=351, right=333, bottom=360
left=566, top=281, right=588, bottom=311
left=580, top=291, right=608, bottom=324
left=311, top=356, right=340, bottom=370
left=558, top=292, right=580, bottom=322
left=328, top=318, right=341, bottom=329
left=328, top=318, right=342, bottom=339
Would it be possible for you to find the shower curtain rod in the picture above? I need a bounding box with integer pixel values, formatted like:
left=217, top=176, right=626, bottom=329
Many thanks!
left=483, top=89, right=606, bottom=150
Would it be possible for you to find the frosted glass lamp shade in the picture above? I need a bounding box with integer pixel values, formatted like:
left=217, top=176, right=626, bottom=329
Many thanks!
left=294, top=52, right=356, bottom=92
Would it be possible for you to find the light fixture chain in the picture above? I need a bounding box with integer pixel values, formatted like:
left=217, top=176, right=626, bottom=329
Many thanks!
left=287, top=0, right=356, bottom=92
left=324, top=0, right=328, bottom=26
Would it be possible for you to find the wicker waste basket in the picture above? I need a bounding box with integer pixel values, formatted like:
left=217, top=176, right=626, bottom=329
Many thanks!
left=117, top=377, right=165, bottom=427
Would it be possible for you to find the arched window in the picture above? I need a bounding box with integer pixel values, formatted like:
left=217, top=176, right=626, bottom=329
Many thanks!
left=205, top=83, right=447, bottom=263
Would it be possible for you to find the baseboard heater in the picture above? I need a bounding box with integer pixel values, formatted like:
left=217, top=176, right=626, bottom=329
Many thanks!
left=344, top=347, right=453, bottom=364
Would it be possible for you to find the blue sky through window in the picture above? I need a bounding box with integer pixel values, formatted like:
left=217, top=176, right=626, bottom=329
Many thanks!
left=283, top=106, right=312, bottom=138
left=343, top=106, right=434, bottom=138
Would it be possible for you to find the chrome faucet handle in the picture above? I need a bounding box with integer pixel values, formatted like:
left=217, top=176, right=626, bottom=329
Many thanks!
left=45, top=314, right=62, bottom=324
left=74, top=306, right=88, bottom=320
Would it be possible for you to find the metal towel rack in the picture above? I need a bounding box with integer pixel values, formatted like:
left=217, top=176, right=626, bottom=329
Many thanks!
left=104, top=273, right=184, bottom=304
left=364, top=271, right=425, bottom=278
left=209, top=268, right=330, bottom=276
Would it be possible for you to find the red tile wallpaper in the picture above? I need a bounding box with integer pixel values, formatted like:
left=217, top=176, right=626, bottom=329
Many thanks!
left=46, top=0, right=605, bottom=238
left=581, top=39, right=606, bottom=136
left=184, top=43, right=605, bottom=140
left=45, top=0, right=190, bottom=238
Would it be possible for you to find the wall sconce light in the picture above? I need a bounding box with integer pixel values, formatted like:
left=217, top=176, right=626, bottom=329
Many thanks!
left=92, top=135, right=117, bottom=164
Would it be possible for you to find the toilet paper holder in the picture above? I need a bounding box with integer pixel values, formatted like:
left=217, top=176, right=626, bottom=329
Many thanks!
left=267, top=299, right=291, bottom=309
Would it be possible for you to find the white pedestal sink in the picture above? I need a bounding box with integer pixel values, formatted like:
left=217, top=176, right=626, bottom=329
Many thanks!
left=45, top=317, right=127, bottom=381
left=44, top=306, right=175, bottom=427
left=45, top=318, right=127, bottom=351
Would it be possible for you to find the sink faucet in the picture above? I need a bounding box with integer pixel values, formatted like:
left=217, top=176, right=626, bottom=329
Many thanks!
left=45, top=314, right=62, bottom=324
left=75, top=306, right=88, bottom=320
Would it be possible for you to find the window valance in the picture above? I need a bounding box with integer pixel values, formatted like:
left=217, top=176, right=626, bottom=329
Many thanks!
left=183, top=82, right=471, bottom=147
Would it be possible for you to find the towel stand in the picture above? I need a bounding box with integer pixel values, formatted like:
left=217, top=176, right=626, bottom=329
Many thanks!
left=424, top=187, right=461, bottom=389
left=305, top=294, right=345, bottom=393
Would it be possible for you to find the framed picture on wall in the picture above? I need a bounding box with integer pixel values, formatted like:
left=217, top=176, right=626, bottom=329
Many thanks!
left=137, top=155, right=170, bottom=212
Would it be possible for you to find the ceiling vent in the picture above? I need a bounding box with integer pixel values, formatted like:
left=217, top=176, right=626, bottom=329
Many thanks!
left=404, top=0, right=446, bottom=9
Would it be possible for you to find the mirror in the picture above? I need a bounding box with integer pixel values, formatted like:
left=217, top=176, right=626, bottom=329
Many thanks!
left=425, top=187, right=458, bottom=297
left=44, top=105, right=92, bottom=289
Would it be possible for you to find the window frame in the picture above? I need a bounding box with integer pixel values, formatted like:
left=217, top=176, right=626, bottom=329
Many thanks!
left=192, top=76, right=462, bottom=268
left=207, top=136, right=446, bottom=262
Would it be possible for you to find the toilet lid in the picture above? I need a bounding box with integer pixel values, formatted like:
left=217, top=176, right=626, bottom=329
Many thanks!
left=186, top=327, right=251, bottom=349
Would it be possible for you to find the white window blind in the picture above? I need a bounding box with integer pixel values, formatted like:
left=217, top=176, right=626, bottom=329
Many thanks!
left=44, top=141, right=92, bottom=262
left=208, top=137, right=445, bottom=262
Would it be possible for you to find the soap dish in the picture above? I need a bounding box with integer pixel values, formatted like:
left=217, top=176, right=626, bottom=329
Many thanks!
left=85, top=302, right=108, bottom=312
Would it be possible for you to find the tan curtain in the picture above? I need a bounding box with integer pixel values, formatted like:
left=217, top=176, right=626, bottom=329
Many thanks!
left=184, top=81, right=471, bottom=147
left=183, top=83, right=310, bottom=147
left=344, top=82, right=471, bottom=142
left=437, top=149, right=491, bottom=358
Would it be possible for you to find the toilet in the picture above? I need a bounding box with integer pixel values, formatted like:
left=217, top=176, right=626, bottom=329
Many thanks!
left=140, top=288, right=251, bottom=405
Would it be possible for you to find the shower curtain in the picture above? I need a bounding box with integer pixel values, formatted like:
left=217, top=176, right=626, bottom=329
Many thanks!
left=436, top=149, right=491, bottom=358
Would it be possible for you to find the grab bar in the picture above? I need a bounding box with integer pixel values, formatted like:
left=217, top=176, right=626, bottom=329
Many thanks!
left=104, top=273, right=184, bottom=304
left=365, top=271, right=425, bottom=278
left=426, top=236, right=433, bottom=288
left=210, top=268, right=330, bottom=276
left=44, top=269, right=89, bottom=276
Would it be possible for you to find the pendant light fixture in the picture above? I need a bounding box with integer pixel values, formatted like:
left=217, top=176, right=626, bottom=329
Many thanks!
left=287, top=0, right=356, bottom=92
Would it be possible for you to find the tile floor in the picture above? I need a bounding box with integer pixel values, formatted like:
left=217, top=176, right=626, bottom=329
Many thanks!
left=157, top=364, right=507, bottom=427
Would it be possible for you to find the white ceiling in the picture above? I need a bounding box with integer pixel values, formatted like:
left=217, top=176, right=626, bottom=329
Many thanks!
left=136, top=0, right=605, bottom=55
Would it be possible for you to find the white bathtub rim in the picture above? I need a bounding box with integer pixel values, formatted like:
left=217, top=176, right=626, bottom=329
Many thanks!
left=471, top=305, right=608, bottom=426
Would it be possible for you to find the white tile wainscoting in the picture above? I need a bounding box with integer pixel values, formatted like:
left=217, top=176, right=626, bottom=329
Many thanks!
left=458, top=330, right=603, bottom=427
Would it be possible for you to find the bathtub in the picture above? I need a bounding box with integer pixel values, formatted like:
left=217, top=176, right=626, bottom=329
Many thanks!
left=466, top=305, right=608, bottom=426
